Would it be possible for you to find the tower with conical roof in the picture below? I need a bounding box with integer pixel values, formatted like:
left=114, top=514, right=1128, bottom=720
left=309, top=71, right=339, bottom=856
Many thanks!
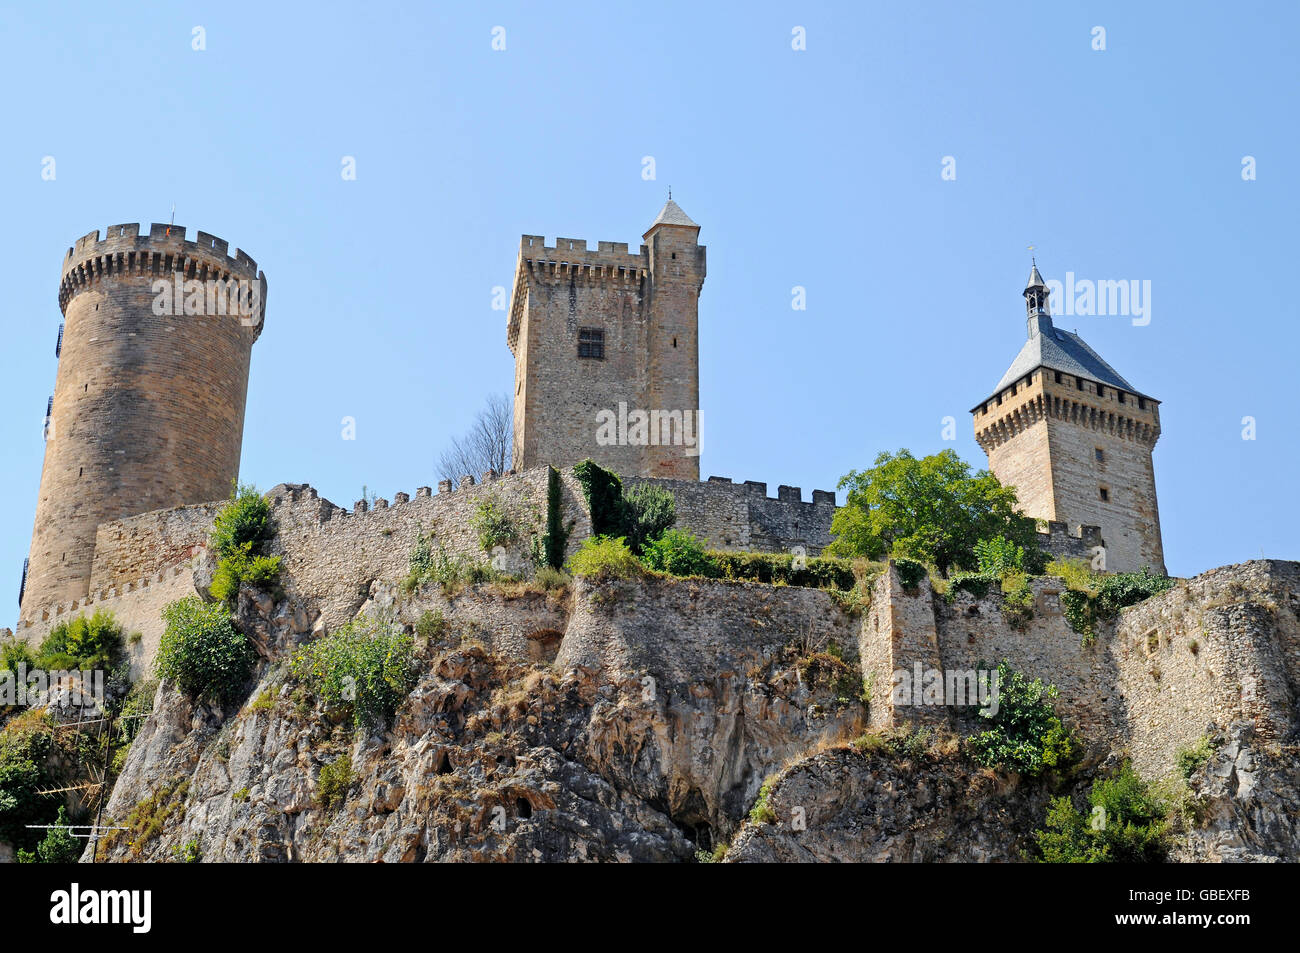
left=506, top=200, right=705, bottom=479
left=971, top=263, right=1165, bottom=574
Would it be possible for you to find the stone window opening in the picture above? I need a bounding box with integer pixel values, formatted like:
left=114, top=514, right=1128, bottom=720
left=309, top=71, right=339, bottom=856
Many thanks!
left=578, top=327, right=604, bottom=360
left=1054, top=371, right=1062, bottom=384
left=1094, top=448, right=1104, bottom=463
left=1099, top=487, right=1109, bottom=502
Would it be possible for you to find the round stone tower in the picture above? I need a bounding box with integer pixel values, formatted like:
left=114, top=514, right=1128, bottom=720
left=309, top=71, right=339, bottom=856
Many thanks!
left=20, top=223, right=267, bottom=621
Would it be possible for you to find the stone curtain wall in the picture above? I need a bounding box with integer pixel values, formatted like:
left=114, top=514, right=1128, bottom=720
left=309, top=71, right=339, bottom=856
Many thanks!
left=264, top=469, right=590, bottom=633
left=90, top=502, right=225, bottom=591
left=1112, top=560, right=1300, bottom=777
left=628, top=475, right=836, bottom=555
left=16, top=565, right=199, bottom=680
left=863, top=559, right=1300, bottom=781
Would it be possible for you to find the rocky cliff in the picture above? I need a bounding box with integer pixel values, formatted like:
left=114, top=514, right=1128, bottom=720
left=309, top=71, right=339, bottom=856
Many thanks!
left=87, top=560, right=1300, bottom=863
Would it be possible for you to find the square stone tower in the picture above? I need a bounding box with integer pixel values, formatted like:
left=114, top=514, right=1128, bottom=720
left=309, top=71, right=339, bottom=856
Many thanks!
left=506, top=200, right=705, bottom=479
left=971, top=264, right=1165, bottom=574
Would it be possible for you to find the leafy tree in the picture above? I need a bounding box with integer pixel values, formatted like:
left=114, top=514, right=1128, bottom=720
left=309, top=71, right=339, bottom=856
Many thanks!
left=826, top=449, right=1041, bottom=575
left=17, top=806, right=80, bottom=863
left=1035, top=762, right=1168, bottom=863
left=621, top=483, right=676, bottom=554
left=966, top=661, right=1078, bottom=777
left=641, top=529, right=713, bottom=577
left=155, top=597, right=255, bottom=703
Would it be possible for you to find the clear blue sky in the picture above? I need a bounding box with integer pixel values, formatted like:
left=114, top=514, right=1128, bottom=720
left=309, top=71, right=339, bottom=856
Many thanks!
left=2, top=1, right=1295, bottom=624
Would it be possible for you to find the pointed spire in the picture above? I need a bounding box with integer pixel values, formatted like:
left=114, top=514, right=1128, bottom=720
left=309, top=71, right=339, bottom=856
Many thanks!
left=1023, top=258, right=1052, bottom=338
left=644, top=197, right=699, bottom=238
left=1025, top=258, right=1047, bottom=290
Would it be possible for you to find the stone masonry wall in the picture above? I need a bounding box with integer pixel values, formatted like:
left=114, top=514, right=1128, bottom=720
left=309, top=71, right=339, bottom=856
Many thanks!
left=1112, top=560, right=1300, bottom=778
left=90, top=502, right=224, bottom=591
left=863, top=559, right=1300, bottom=781
left=627, top=475, right=836, bottom=555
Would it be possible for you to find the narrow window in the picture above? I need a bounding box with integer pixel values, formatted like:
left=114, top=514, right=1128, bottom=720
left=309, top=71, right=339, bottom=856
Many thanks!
left=1094, top=448, right=1104, bottom=463
left=1118, top=391, right=1126, bottom=404
left=1138, top=397, right=1146, bottom=410
left=1099, top=487, right=1109, bottom=502
left=577, top=327, right=604, bottom=360
left=1076, top=377, right=1083, bottom=391
left=1054, top=371, right=1062, bottom=384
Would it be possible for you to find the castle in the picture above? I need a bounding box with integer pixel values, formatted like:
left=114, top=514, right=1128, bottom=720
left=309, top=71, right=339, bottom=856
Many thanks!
left=12, top=208, right=1166, bottom=651
left=972, top=263, right=1165, bottom=574
left=508, top=199, right=705, bottom=480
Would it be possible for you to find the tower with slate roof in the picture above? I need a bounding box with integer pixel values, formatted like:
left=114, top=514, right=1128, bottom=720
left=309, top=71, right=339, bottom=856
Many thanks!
left=972, top=263, right=1165, bottom=574
left=507, top=199, right=705, bottom=480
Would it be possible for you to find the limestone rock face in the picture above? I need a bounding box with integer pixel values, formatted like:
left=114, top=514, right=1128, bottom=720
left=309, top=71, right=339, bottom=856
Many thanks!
left=724, top=746, right=1053, bottom=863
left=85, top=562, right=1300, bottom=863
left=90, top=576, right=866, bottom=862
left=1174, top=722, right=1300, bottom=862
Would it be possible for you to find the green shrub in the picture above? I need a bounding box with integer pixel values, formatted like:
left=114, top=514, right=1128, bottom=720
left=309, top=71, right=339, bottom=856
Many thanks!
left=173, top=837, right=202, bottom=863
left=115, top=678, right=158, bottom=746
left=470, top=496, right=519, bottom=551
left=0, top=710, right=56, bottom=849
left=16, top=806, right=80, bottom=864
left=621, top=482, right=676, bottom=554
left=966, top=661, right=1078, bottom=777
left=208, top=484, right=281, bottom=604
left=943, top=571, right=998, bottom=601
left=1061, top=568, right=1176, bottom=643
left=404, top=535, right=496, bottom=593
left=534, top=565, right=571, bottom=590
left=706, top=551, right=859, bottom=590
left=1175, top=735, right=1220, bottom=780
left=567, top=536, right=643, bottom=580
left=414, top=609, right=448, bottom=641
left=974, top=536, right=1027, bottom=576
left=155, top=597, right=256, bottom=703
left=641, top=529, right=713, bottom=577
left=749, top=778, right=777, bottom=825
left=1035, top=762, right=1169, bottom=863
left=34, top=610, right=125, bottom=671
left=894, top=558, right=928, bottom=590
left=1, top=638, right=36, bottom=676
left=317, top=755, right=354, bottom=811
left=210, top=543, right=282, bottom=603
left=291, top=615, right=416, bottom=729
left=1045, top=558, right=1099, bottom=595
left=210, top=482, right=273, bottom=558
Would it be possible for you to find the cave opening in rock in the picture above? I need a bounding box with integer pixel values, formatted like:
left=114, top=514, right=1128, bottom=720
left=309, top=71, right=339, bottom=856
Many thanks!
left=515, top=797, right=533, bottom=819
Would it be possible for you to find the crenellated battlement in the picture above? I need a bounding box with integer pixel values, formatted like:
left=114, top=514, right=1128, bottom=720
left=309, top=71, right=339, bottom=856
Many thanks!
left=19, top=559, right=196, bottom=630
left=58, top=223, right=268, bottom=319
left=517, top=234, right=646, bottom=272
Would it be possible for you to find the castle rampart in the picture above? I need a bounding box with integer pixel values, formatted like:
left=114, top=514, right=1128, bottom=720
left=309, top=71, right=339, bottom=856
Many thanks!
left=862, top=559, right=1300, bottom=780
left=630, top=475, right=837, bottom=555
